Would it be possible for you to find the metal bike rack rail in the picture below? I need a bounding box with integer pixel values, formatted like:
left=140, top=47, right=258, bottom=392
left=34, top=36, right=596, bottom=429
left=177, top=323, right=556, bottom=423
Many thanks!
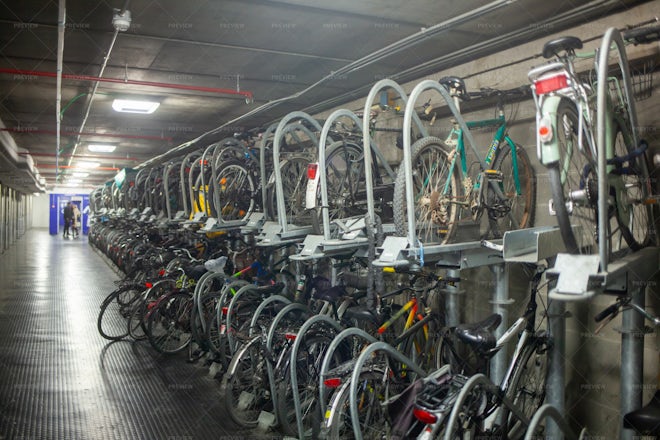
left=318, top=327, right=378, bottom=416
left=248, top=294, right=292, bottom=338
left=349, top=341, right=427, bottom=440
left=289, top=314, right=343, bottom=439
left=524, top=404, right=584, bottom=440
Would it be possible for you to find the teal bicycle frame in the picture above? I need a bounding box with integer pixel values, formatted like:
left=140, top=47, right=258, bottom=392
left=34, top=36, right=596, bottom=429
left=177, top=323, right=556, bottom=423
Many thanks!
left=441, top=109, right=523, bottom=217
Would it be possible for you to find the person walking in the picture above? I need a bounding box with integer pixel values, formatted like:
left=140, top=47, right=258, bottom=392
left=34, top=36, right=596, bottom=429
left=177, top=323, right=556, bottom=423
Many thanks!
left=71, top=203, right=81, bottom=238
left=63, top=202, right=74, bottom=238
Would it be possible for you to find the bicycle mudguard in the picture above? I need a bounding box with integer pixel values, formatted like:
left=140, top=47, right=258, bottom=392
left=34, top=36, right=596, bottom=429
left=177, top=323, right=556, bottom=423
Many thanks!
left=537, top=95, right=562, bottom=165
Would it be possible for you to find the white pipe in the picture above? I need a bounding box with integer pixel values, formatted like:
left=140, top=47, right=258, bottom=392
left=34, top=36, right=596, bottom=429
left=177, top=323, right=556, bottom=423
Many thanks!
left=55, top=0, right=65, bottom=183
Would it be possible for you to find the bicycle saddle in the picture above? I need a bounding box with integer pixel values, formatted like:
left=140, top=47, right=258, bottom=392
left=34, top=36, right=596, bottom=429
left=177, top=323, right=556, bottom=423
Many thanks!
left=542, top=36, right=583, bottom=59
left=342, top=305, right=381, bottom=325
left=439, top=76, right=469, bottom=100
left=455, top=313, right=502, bottom=352
left=624, top=390, right=660, bottom=435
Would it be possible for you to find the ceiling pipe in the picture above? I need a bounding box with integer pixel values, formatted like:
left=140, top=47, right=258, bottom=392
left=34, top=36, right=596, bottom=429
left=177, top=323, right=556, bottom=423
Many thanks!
left=0, top=68, right=254, bottom=100
left=0, top=127, right=173, bottom=141
left=137, top=0, right=517, bottom=169
left=55, top=0, right=65, bottom=182
left=37, top=164, right=119, bottom=171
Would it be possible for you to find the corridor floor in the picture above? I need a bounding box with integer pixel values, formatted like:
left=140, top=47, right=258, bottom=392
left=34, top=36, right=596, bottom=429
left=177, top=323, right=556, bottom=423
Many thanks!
left=0, top=229, right=276, bottom=440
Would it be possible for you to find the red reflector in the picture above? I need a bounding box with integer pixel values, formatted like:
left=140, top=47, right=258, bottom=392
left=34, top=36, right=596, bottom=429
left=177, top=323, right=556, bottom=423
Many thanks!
left=158, top=269, right=166, bottom=276
left=324, top=378, right=342, bottom=388
left=145, top=282, right=153, bottom=288
left=221, top=307, right=228, bottom=315
left=534, top=74, right=568, bottom=95
left=307, top=163, right=318, bottom=180
left=539, top=126, right=550, bottom=136
left=285, top=332, right=297, bottom=341
left=413, top=407, right=437, bottom=424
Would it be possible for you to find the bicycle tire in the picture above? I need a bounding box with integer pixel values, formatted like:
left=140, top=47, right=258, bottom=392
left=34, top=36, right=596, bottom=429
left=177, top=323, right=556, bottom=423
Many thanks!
left=502, top=338, right=549, bottom=439
left=488, top=142, right=536, bottom=238
left=266, top=156, right=314, bottom=226
left=311, top=142, right=365, bottom=235
left=97, top=284, right=142, bottom=341
left=548, top=100, right=596, bottom=254
left=221, top=337, right=268, bottom=428
left=146, top=292, right=193, bottom=354
left=212, top=159, right=256, bottom=222
left=393, top=136, right=461, bottom=245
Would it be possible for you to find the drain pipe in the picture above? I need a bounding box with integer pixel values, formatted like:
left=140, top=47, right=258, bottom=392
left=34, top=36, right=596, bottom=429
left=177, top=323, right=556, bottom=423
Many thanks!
left=66, top=0, right=130, bottom=168
left=55, top=0, right=65, bottom=183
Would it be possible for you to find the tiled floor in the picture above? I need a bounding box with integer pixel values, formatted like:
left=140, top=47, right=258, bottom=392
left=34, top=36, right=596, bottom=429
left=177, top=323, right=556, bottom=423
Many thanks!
left=0, top=229, right=274, bottom=440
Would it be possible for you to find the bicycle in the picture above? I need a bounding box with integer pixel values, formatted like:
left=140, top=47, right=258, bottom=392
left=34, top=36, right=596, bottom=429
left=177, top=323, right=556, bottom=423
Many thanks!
left=527, top=24, right=658, bottom=255
left=393, top=78, right=536, bottom=245
left=410, top=264, right=550, bottom=439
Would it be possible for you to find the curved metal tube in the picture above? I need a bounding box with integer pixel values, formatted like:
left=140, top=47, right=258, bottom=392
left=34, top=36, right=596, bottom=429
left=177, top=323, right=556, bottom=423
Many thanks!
left=349, top=341, right=426, bottom=440
left=290, top=315, right=342, bottom=439
left=260, top=123, right=280, bottom=215
left=523, top=404, right=580, bottom=440
left=401, top=80, right=481, bottom=250
left=211, top=137, right=244, bottom=220
left=443, top=373, right=493, bottom=440
left=318, top=327, right=377, bottom=415
left=180, top=151, right=199, bottom=217
left=273, top=111, right=323, bottom=232
left=362, top=79, right=429, bottom=223
left=596, top=28, right=638, bottom=272
left=248, top=294, right=291, bottom=338
left=225, top=284, right=259, bottom=354
left=317, top=110, right=364, bottom=239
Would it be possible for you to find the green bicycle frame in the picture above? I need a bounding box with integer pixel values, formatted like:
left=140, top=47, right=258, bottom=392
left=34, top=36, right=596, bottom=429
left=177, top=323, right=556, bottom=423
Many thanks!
left=441, top=113, right=523, bottom=196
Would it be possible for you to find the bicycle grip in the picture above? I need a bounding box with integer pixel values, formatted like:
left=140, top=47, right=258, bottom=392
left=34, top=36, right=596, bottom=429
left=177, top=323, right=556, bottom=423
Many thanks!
left=594, top=303, right=619, bottom=323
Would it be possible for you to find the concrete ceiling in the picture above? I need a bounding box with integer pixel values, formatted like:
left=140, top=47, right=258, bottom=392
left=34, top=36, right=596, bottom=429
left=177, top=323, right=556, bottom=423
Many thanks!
left=0, top=0, right=652, bottom=192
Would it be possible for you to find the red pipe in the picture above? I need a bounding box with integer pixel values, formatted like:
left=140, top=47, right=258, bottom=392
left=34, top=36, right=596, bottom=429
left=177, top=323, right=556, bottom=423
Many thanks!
left=0, top=127, right=173, bottom=141
left=20, top=152, right=141, bottom=161
left=0, top=68, right=254, bottom=100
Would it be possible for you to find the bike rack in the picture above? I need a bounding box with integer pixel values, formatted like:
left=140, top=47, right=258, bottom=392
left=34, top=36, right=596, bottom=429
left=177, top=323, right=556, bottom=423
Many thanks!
left=524, top=404, right=585, bottom=440
left=289, top=314, right=343, bottom=439
left=318, top=327, right=378, bottom=416
left=349, top=341, right=427, bottom=440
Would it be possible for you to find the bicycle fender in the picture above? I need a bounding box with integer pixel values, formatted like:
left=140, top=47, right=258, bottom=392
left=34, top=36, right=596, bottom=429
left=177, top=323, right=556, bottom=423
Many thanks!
left=538, top=95, right=562, bottom=165
left=225, top=335, right=261, bottom=376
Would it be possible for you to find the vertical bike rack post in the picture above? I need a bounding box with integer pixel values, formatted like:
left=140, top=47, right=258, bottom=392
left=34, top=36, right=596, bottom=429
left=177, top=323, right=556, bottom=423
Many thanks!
left=200, top=141, right=221, bottom=218
left=289, top=315, right=343, bottom=439
left=272, top=111, right=323, bottom=234
left=259, top=123, right=279, bottom=218
left=596, top=27, right=642, bottom=440
left=210, top=137, right=244, bottom=222
left=361, top=79, right=428, bottom=228
left=180, top=151, right=200, bottom=218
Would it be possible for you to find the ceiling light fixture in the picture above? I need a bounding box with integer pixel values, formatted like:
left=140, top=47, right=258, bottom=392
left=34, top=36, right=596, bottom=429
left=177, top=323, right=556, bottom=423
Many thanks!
left=77, top=161, right=101, bottom=168
left=88, top=144, right=116, bottom=153
left=72, top=172, right=90, bottom=178
left=67, top=178, right=83, bottom=184
left=112, top=98, right=160, bottom=114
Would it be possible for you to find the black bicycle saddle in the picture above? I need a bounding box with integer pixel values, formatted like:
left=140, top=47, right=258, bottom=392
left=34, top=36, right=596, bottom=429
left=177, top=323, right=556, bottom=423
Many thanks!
left=455, top=313, right=502, bottom=352
left=439, top=76, right=469, bottom=100
left=542, top=36, right=583, bottom=59
left=623, top=390, right=660, bottom=435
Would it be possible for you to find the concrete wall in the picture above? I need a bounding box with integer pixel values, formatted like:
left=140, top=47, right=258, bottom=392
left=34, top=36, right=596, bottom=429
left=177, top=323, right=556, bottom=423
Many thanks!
left=312, top=1, right=660, bottom=436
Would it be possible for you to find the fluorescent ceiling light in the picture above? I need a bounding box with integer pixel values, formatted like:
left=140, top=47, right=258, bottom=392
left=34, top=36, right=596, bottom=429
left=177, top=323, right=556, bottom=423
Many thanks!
left=88, top=144, right=116, bottom=153
left=112, top=98, right=160, bottom=114
left=67, top=178, right=83, bottom=184
left=77, top=161, right=100, bottom=168
left=72, top=172, right=90, bottom=178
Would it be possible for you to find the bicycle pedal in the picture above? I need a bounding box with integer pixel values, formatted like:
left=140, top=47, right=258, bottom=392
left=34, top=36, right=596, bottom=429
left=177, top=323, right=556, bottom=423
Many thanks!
left=484, top=169, right=503, bottom=182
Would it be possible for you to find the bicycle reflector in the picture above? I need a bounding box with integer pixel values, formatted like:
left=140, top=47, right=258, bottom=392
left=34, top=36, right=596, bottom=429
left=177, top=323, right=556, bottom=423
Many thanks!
left=145, top=282, right=153, bottom=288
left=538, top=116, right=553, bottom=143
left=307, top=163, right=318, bottom=180
left=285, top=332, right=297, bottom=341
left=534, top=74, right=568, bottom=95
left=323, top=378, right=342, bottom=388
left=413, top=407, right=438, bottom=424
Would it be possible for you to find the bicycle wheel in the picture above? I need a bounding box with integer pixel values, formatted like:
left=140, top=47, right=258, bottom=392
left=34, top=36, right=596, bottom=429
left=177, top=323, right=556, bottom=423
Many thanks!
left=323, top=368, right=392, bottom=440
left=213, top=159, right=256, bottom=222
left=487, top=142, right=536, bottom=238
left=146, top=292, right=193, bottom=354
left=611, top=118, right=655, bottom=251
left=276, top=333, right=337, bottom=438
left=311, top=142, right=365, bottom=235
left=266, top=156, right=313, bottom=226
left=97, top=284, right=142, bottom=341
left=503, top=339, right=549, bottom=439
left=393, top=136, right=461, bottom=245
left=221, top=337, right=269, bottom=428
